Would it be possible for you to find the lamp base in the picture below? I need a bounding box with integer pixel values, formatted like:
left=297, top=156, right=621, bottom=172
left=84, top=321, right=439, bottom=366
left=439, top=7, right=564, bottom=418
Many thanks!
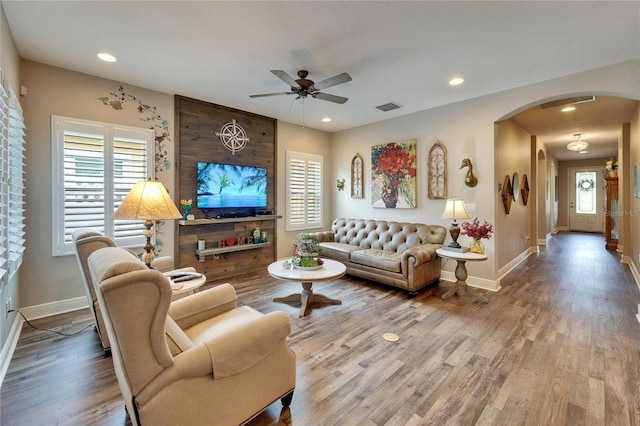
left=442, top=246, right=469, bottom=253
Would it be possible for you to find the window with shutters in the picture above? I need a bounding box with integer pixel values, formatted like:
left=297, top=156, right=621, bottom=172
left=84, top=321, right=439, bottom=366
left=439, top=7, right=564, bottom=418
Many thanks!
left=285, top=151, right=322, bottom=231
left=0, top=70, right=26, bottom=286
left=51, top=116, right=154, bottom=256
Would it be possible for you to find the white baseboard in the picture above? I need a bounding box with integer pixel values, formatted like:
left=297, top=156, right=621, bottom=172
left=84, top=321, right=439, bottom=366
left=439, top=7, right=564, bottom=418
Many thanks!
left=0, top=313, right=24, bottom=389
left=19, top=296, right=88, bottom=321
left=498, top=248, right=534, bottom=282
left=440, top=271, right=501, bottom=292
left=558, top=226, right=570, bottom=232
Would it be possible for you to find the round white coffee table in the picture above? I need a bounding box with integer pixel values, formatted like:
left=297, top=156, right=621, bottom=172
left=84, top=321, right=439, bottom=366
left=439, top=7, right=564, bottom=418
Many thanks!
left=436, top=248, right=488, bottom=303
left=268, top=258, right=346, bottom=317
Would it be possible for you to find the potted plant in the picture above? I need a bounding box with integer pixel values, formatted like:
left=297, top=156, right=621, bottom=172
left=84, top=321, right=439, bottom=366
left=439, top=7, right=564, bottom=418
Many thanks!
left=460, top=218, right=494, bottom=254
left=293, top=233, right=323, bottom=269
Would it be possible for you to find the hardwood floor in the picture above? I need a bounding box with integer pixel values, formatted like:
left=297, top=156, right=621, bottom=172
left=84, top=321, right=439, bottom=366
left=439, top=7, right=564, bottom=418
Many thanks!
left=2, top=232, right=639, bottom=425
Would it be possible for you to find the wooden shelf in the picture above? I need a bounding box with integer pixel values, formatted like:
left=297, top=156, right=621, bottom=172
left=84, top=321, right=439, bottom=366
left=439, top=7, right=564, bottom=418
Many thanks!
left=179, top=215, right=281, bottom=226
left=196, top=242, right=271, bottom=257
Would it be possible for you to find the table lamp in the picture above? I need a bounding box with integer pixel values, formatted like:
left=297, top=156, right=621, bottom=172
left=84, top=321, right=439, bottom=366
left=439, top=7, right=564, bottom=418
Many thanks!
left=440, top=197, right=470, bottom=251
left=112, top=178, right=182, bottom=268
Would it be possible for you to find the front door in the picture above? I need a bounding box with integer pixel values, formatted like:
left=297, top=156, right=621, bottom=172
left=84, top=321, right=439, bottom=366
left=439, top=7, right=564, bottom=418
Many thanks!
left=568, top=167, right=604, bottom=233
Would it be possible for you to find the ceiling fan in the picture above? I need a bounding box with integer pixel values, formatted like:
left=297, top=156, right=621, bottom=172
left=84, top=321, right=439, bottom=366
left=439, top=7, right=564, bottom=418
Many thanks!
left=250, top=70, right=352, bottom=104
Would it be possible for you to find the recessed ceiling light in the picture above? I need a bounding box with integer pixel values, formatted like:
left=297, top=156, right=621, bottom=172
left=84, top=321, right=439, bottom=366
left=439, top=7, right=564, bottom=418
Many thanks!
left=97, top=52, right=117, bottom=63
left=322, top=117, right=331, bottom=123
left=561, top=106, right=576, bottom=112
left=449, top=77, right=464, bottom=86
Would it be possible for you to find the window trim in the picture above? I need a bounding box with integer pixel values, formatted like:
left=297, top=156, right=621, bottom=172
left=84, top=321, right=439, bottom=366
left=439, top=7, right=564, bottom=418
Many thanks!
left=285, top=151, right=323, bottom=232
left=51, top=116, right=154, bottom=256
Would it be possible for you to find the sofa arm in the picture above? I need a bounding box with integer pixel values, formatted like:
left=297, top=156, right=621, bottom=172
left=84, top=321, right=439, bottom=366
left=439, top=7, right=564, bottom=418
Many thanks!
left=306, top=230, right=335, bottom=243
left=168, top=284, right=237, bottom=329
left=203, top=310, right=292, bottom=379
left=401, top=243, right=440, bottom=267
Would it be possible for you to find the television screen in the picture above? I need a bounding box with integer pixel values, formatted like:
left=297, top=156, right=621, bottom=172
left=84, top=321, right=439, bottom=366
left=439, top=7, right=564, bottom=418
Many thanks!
left=196, top=162, right=267, bottom=209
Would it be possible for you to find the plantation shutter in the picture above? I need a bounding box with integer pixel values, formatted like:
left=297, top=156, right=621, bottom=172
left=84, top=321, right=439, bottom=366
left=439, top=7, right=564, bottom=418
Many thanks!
left=286, top=151, right=323, bottom=231
left=52, top=116, right=153, bottom=255
left=0, top=73, right=9, bottom=283
left=8, top=94, right=26, bottom=275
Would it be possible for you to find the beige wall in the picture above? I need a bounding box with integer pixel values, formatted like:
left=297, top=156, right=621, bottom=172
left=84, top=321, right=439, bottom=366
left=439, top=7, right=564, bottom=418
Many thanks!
left=275, top=121, right=332, bottom=258
left=494, top=119, right=531, bottom=271
left=19, top=61, right=175, bottom=310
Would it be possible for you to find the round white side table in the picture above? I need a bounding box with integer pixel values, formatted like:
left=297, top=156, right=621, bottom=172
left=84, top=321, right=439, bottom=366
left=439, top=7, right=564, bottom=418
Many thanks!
left=436, top=248, right=488, bottom=303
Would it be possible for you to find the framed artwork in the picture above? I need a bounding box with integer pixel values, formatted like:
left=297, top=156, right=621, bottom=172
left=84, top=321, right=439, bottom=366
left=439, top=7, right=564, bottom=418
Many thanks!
left=351, top=153, right=364, bottom=199
left=428, top=141, right=447, bottom=199
left=635, top=164, right=640, bottom=198
left=371, top=139, right=417, bottom=208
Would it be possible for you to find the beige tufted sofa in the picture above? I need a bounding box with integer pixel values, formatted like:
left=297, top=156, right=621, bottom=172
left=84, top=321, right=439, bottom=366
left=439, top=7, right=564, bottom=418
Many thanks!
left=308, top=218, right=447, bottom=294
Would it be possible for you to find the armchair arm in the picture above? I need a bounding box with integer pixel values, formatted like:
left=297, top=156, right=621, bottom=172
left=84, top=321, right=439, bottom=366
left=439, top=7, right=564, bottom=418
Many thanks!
left=168, top=284, right=237, bottom=329
left=203, top=310, right=292, bottom=379
left=136, top=343, right=214, bottom=404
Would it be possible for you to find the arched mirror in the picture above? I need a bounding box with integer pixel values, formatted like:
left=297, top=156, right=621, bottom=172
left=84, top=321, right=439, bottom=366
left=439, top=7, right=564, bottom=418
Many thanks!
left=512, top=172, right=520, bottom=202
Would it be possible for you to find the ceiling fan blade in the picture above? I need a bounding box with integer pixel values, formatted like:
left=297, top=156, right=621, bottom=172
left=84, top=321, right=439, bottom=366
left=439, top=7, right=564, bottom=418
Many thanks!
left=249, top=92, right=293, bottom=98
left=312, top=72, right=352, bottom=91
left=313, top=92, right=348, bottom=104
left=271, top=70, right=301, bottom=88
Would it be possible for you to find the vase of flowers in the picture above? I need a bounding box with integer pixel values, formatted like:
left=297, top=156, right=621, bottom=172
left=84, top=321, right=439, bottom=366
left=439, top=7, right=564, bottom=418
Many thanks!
left=461, top=217, right=494, bottom=254
left=604, top=157, right=618, bottom=177
left=180, top=199, right=192, bottom=220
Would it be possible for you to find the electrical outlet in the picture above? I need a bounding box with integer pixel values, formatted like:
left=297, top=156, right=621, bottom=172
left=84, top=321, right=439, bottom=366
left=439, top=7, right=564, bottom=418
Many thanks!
left=466, top=203, right=476, bottom=212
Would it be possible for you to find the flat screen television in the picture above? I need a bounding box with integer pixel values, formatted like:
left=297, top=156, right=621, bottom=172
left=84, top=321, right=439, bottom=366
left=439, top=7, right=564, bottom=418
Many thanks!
left=196, top=162, right=267, bottom=209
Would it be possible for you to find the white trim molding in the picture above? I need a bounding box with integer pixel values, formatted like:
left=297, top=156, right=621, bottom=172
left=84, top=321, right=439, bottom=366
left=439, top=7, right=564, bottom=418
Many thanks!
left=498, top=247, right=535, bottom=283
left=19, top=296, right=88, bottom=321
left=0, top=313, right=24, bottom=388
left=440, top=271, right=501, bottom=292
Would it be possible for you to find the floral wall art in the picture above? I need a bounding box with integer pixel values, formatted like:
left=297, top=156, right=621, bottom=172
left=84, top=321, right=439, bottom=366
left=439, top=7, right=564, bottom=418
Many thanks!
left=371, top=140, right=417, bottom=208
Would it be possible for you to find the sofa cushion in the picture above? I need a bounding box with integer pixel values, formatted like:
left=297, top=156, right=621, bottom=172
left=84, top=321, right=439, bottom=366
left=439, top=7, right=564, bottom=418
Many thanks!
left=350, top=249, right=402, bottom=273
left=318, top=242, right=362, bottom=262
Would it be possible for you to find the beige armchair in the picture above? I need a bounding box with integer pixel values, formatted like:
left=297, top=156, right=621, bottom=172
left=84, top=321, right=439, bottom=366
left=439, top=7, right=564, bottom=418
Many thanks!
left=72, top=228, right=176, bottom=356
left=88, top=247, right=296, bottom=426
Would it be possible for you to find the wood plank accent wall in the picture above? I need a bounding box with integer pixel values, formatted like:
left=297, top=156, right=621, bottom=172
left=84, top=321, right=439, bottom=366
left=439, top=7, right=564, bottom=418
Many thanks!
left=174, top=95, right=278, bottom=281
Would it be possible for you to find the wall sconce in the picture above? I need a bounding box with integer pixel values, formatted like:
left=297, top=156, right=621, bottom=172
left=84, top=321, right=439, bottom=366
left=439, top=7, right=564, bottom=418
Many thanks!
left=337, top=179, right=345, bottom=191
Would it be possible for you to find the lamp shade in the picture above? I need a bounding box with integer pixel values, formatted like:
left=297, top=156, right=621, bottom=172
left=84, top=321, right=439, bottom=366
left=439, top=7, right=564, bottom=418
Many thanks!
left=112, top=179, right=182, bottom=221
left=440, top=198, right=470, bottom=221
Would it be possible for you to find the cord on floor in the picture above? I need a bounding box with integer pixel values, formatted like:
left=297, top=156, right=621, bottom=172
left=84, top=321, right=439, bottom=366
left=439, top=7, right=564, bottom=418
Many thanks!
left=9, top=310, right=94, bottom=336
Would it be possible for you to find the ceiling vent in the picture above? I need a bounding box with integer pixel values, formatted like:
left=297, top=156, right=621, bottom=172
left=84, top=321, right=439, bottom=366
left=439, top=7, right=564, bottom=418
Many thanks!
left=376, top=102, right=401, bottom=112
left=539, top=95, right=596, bottom=109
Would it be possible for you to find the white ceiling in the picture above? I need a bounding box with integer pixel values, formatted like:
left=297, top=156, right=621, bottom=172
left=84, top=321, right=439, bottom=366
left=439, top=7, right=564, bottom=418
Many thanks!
left=3, top=1, right=639, bottom=158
